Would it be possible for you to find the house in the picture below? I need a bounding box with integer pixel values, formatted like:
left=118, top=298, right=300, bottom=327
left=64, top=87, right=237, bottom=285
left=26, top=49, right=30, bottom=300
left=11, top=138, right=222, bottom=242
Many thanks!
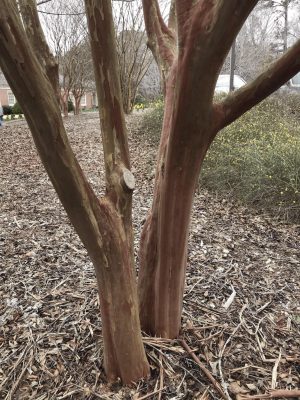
left=69, top=92, right=98, bottom=110
left=0, top=71, right=97, bottom=111
left=0, top=73, right=16, bottom=107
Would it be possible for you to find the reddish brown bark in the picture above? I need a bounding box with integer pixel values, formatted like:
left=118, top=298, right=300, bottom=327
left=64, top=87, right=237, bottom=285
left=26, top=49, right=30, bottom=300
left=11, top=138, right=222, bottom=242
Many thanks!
left=2, top=0, right=300, bottom=385
left=18, top=0, right=60, bottom=102
left=84, top=0, right=150, bottom=382
left=138, top=0, right=300, bottom=339
left=0, top=0, right=149, bottom=383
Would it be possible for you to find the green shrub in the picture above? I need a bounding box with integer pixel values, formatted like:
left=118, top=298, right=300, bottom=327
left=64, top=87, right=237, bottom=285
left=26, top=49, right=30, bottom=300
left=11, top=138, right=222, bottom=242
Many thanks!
left=134, top=94, right=147, bottom=105
left=269, top=91, right=300, bottom=121
left=139, top=97, right=300, bottom=221
left=68, top=100, right=74, bottom=112
left=3, top=105, right=13, bottom=115
left=139, top=99, right=164, bottom=144
left=200, top=100, right=300, bottom=221
left=12, top=102, right=23, bottom=115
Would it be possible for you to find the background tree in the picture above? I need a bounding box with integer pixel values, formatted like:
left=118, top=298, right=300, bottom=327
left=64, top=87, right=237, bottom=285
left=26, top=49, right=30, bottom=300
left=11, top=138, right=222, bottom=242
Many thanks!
left=261, top=0, right=297, bottom=52
left=113, top=1, right=153, bottom=113
left=70, top=40, right=94, bottom=115
left=1, top=0, right=300, bottom=385
left=39, top=0, right=88, bottom=116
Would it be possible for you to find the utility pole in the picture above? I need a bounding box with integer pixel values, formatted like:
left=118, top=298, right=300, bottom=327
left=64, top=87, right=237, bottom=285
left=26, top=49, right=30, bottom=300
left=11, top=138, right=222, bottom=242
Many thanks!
left=229, top=38, right=236, bottom=92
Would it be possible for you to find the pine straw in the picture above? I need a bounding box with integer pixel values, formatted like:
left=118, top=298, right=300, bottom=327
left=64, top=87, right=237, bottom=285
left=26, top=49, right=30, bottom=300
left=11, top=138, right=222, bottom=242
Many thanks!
left=0, top=114, right=299, bottom=399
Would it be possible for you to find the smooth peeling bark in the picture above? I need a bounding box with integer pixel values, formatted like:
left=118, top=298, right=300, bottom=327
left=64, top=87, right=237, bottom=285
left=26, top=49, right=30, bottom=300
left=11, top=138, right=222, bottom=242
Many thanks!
left=84, top=0, right=149, bottom=381
left=139, top=133, right=211, bottom=338
left=153, top=118, right=211, bottom=337
left=0, top=0, right=149, bottom=383
left=93, top=200, right=150, bottom=383
left=138, top=59, right=214, bottom=337
left=138, top=65, right=177, bottom=334
left=18, top=0, right=60, bottom=102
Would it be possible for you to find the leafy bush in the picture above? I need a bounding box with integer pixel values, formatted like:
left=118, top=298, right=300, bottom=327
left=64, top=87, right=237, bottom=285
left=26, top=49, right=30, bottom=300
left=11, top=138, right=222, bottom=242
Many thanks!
left=139, top=99, right=164, bottom=143
left=68, top=100, right=74, bottom=112
left=3, top=105, right=13, bottom=115
left=139, top=97, right=300, bottom=221
left=134, top=94, right=147, bottom=105
left=270, top=91, right=300, bottom=120
left=200, top=100, right=300, bottom=221
left=12, top=102, right=23, bottom=115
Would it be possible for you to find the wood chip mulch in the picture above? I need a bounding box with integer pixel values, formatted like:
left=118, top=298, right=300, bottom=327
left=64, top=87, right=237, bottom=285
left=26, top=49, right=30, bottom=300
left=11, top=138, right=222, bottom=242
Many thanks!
left=0, top=113, right=299, bottom=400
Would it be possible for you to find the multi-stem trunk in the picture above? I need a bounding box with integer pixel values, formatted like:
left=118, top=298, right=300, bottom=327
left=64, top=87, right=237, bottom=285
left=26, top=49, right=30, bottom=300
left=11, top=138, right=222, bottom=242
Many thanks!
left=138, top=77, right=212, bottom=337
left=138, top=61, right=212, bottom=339
left=0, top=0, right=150, bottom=383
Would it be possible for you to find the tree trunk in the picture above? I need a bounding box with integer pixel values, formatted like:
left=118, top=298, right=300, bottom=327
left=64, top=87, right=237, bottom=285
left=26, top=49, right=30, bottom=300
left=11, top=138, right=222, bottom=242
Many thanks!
left=0, top=0, right=149, bottom=383
left=92, top=200, right=149, bottom=382
left=122, top=78, right=132, bottom=114
left=61, top=92, right=69, bottom=117
left=138, top=66, right=211, bottom=338
left=138, top=138, right=209, bottom=337
left=63, top=101, right=68, bottom=117
left=74, top=97, right=81, bottom=115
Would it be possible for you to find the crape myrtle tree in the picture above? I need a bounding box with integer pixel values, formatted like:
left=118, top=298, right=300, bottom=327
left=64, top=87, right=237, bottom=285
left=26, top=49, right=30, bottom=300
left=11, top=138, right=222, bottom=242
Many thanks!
left=1, top=0, right=300, bottom=384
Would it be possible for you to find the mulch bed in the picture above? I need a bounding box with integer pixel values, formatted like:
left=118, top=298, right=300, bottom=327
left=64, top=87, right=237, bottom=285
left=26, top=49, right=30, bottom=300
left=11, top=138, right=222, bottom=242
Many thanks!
left=0, top=113, right=299, bottom=399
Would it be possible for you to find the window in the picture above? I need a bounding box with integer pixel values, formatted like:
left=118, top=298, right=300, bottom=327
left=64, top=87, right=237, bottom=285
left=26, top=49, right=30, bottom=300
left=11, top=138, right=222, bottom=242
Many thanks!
left=80, top=94, right=86, bottom=107
left=7, top=91, right=15, bottom=106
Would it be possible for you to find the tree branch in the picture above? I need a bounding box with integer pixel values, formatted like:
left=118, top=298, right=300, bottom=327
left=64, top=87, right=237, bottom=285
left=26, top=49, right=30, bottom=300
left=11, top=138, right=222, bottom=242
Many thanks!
left=0, top=0, right=105, bottom=260
left=142, top=0, right=176, bottom=81
left=85, top=0, right=130, bottom=173
left=168, top=1, right=259, bottom=143
left=18, top=0, right=59, bottom=101
left=37, top=0, right=52, bottom=5
left=216, top=38, right=300, bottom=130
left=168, top=0, right=176, bottom=31
left=84, top=0, right=134, bottom=230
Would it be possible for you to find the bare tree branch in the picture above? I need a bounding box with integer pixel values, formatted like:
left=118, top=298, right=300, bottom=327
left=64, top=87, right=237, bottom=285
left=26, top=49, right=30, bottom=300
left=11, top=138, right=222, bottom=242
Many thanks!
left=84, top=0, right=131, bottom=194
left=37, top=10, right=85, bottom=15
left=37, top=0, right=52, bottom=5
left=168, top=0, right=176, bottom=31
left=216, top=38, right=300, bottom=130
left=142, top=0, right=176, bottom=82
left=0, top=0, right=104, bottom=257
left=18, top=0, right=59, bottom=100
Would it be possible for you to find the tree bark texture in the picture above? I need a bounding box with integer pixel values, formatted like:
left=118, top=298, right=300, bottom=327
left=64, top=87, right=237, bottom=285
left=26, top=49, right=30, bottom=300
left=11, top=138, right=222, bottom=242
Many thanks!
left=18, top=0, right=60, bottom=103
left=2, top=0, right=300, bottom=384
left=138, top=0, right=300, bottom=339
left=0, top=0, right=149, bottom=383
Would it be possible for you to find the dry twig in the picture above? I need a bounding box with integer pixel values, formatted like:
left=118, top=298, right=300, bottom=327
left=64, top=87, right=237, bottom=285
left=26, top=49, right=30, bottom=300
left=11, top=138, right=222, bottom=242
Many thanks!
left=180, top=339, right=227, bottom=400
left=239, top=389, right=300, bottom=399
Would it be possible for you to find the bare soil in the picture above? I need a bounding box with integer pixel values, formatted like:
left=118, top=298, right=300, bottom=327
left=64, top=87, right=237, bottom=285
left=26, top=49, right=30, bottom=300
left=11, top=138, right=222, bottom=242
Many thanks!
left=0, top=113, right=299, bottom=399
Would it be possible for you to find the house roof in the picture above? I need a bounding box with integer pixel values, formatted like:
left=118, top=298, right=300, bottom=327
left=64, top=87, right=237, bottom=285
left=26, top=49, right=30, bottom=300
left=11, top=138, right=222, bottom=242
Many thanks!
left=0, top=73, right=9, bottom=88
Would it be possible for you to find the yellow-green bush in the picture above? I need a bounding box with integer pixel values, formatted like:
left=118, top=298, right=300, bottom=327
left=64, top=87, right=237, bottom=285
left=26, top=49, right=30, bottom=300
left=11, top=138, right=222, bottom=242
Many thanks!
left=139, top=99, right=164, bottom=144
left=200, top=98, right=300, bottom=221
left=140, top=95, right=300, bottom=221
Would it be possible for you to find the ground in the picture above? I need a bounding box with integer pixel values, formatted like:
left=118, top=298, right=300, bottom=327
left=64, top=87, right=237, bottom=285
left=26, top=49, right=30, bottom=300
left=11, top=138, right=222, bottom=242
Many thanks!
left=0, top=113, right=299, bottom=400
